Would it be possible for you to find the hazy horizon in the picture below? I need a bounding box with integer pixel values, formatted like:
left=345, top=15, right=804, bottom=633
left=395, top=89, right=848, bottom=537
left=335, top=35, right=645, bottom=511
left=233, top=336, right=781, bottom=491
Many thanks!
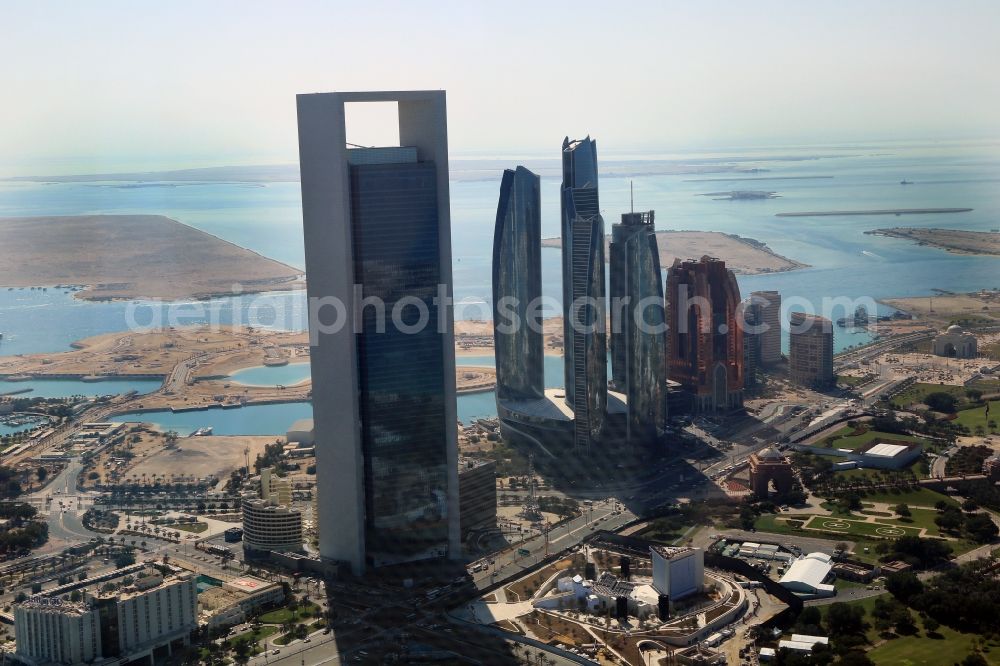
left=1, top=1, right=998, bottom=177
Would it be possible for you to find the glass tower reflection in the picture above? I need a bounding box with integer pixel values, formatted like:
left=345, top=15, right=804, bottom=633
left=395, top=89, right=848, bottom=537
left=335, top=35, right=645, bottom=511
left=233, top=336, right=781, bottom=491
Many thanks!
left=610, top=211, right=667, bottom=443
left=561, top=137, right=606, bottom=448
left=492, top=166, right=544, bottom=401
left=349, top=156, right=450, bottom=563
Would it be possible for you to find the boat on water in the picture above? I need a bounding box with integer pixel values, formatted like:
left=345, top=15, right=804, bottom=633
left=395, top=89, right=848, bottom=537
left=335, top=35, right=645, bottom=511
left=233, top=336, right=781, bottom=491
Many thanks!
left=900, top=180, right=913, bottom=185
left=190, top=426, right=213, bottom=437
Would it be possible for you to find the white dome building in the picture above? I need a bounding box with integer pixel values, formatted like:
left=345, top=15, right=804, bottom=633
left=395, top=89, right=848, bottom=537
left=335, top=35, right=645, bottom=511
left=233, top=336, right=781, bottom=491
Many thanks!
left=932, top=325, right=977, bottom=359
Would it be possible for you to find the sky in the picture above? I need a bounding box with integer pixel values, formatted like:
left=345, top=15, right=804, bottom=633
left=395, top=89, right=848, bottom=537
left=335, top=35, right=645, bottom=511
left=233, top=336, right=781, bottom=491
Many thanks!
left=1, top=0, right=998, bottom=175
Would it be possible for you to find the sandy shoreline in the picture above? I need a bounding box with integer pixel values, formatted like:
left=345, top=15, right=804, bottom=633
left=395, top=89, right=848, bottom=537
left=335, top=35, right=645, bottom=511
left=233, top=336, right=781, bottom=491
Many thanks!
left=778, top=208, right=973, bottom=217
left=0, top=327, right=498, bottom=412
left=866, top=227, right=1000, bottom=257
left=879, top=290, right=1000, bottom=325
left=0, top=214, right=303, bottom=301
left=540, top=230, right=807, bottom=275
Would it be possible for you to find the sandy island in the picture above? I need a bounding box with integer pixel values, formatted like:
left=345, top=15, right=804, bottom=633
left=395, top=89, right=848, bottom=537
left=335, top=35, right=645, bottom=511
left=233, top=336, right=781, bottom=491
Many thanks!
left=0, top=214, right=303, bottom=301
left=0, top=326, right=497, bottom=412
left=880, top=290, right=1000, bottom=323
left=866, top=227, right=1000, bottom=257
left=540, top=230, right=807, bottom=276
left=777, top=208, right=972, bottom=217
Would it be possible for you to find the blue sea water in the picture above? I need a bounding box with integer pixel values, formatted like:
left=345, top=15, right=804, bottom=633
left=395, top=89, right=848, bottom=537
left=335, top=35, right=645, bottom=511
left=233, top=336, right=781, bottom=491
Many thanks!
left=0, top=377, right=162, bottom=399
left=112, top=402, right=316, bottom=436
left=112, top=394, right=501, bottom=434
left=227, top=362, right=311, bottom=387
left=2, top=141, right=999, bottom=433
left=1, top=142, right=998, bottom=360
left=0, top=415, right=52, bottom=437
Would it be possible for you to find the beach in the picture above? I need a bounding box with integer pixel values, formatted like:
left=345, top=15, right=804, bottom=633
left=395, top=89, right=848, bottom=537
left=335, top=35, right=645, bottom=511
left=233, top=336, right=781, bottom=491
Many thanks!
left=866, top=227, right=1000, bottom=257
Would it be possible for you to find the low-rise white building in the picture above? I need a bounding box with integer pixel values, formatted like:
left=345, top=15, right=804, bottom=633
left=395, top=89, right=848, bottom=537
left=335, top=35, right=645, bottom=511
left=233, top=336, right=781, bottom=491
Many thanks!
left=13, top=569, right=198, bottom=666
left=200, top=576, right=285, bottom=629
left=778, top=553, right=835, bottom=597
left=932, top=325, right=977, bottom=358
left=779, top=634, right=830, bottom=653
left=14, top=597, right=102, bottom=665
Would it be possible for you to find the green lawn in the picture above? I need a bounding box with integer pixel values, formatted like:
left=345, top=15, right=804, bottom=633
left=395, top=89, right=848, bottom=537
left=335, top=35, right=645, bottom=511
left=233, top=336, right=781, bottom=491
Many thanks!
left=835, top=458, right=928, bottom=481
left=817, top=595, right=883, bottom=638
left=824, top=492, right=955, bottom=536
left=892, top=508, right=945, bottom=534
left=834, top=578, right=870, bottom=592
left=809, top=596, right=1000, bottom=665
left=819, top=427, right=929, bottom=452
left=258, top=602, right=321, bottom=625
left=259, top=608, right=294, bottom=624
left=837, top=374, right=870, bottom=387
left=801, top=515, right=924, bottom=539
left=869, top=615, right=1000, bottom=665
left=954, top=400, right=1000, bottom=433
left=850, top=487, right=958, bottom=509
left=891, top=383, right=970, bottom=410
left=758, top=512, right=980, bottom=562
left=753, top=514, right=884, bottom=564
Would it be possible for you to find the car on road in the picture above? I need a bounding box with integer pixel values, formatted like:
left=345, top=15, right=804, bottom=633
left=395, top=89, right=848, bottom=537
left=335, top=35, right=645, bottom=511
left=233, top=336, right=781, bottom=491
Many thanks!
left=271, top=649, right=280, bottom=655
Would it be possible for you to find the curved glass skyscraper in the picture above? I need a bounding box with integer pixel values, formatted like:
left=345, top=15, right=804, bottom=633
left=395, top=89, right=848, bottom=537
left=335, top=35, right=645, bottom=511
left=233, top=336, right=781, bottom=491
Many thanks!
left=561, top=137, right=606, bottom=449
left=610, top=211, right=667, bottom=443
left=492, top=166, right=544, bottom=401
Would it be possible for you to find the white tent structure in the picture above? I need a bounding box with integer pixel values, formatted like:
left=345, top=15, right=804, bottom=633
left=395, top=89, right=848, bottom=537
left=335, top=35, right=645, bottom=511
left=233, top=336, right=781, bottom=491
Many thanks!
left=778, top=552, right=835, bottom=597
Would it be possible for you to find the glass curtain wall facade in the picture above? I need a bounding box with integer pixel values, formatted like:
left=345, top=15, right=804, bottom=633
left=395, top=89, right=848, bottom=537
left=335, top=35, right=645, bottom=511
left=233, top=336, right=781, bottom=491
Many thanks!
left=298, top=91, right=460, bottom=576
left=561, top=137, right=606, bottom=448
left=610, top=211, right=667, bottom=443
left=667, top=256, right=744, bottom=413
left=349, top=158, right=450, bottom=563
left=492, top=166, right=544, bottom=401
left=742, top=299, right=762, bottom=388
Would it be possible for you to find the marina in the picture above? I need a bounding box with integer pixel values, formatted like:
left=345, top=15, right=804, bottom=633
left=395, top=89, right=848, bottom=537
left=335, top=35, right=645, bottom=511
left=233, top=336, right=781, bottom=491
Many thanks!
left=0, top=413, right=52, bottom=437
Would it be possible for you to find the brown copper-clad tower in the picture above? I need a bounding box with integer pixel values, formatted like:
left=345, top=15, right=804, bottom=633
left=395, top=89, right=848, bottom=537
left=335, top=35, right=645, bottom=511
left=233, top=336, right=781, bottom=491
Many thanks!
left=666, top=256, right=744, bottom=412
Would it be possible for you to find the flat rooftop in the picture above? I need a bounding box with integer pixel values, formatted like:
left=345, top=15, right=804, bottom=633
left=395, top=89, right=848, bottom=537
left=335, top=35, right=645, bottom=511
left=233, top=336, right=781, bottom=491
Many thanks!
left=459, top=457, right=493, bottom=470
left=862, top=442, right=915, bottom=457
left=17, top=596, right=91, bottom=614
left=651, top=545, right=699, bottom=560
left=499, top=388, right=628, bottom=422
left=224, top=576, right=278, bottom=595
